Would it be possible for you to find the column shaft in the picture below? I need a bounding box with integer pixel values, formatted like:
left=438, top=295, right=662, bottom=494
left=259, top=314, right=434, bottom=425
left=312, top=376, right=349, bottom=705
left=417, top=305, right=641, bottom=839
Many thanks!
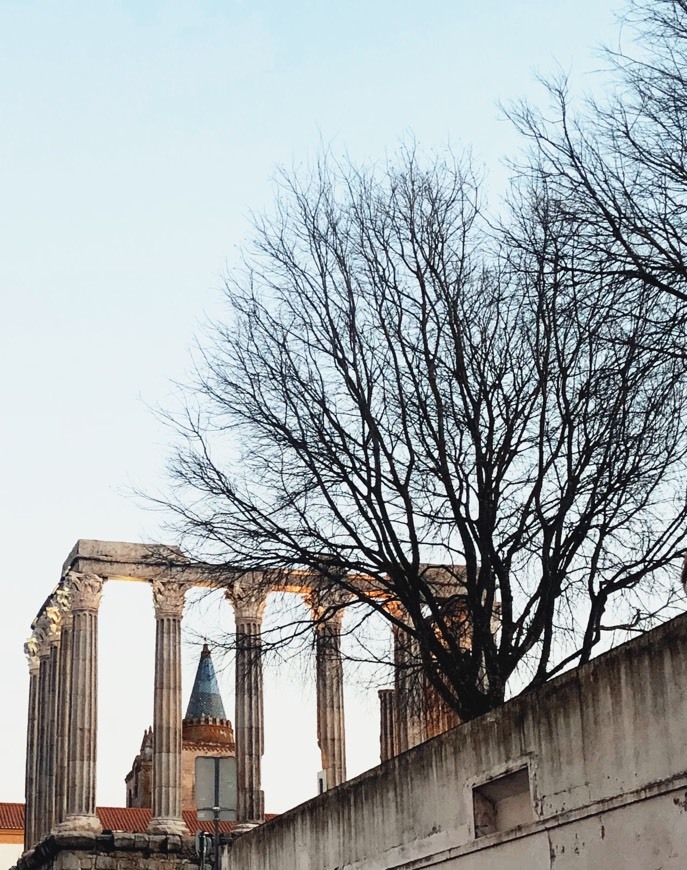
left=58, top=572, right=104, bottom=835
left=55, top=616, right=73, bottom=826
left=148, top=581, right=187, bottom=836
left=378, top=688, right=397, bottom=762
left=23, top=639, right=39, bottom=851
left=393, top=624, right=426, bottom=752
left=315, top=618, right=346, bottom=788
left=34, top=645, right=52, bottom=841
left=44, top=641, right=60, bottom=832
left=235, top=619, right=264, bottom=822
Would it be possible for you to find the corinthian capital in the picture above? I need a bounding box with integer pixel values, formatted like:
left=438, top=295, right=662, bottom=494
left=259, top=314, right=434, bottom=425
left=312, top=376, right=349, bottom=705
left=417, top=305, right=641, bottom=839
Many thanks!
left=151, top=580, right=187, bottom=619
left=67, top=572, right=105, bottom=612
left=303, top=589, right=350, bottom=625
left=227, top=576, right=268, bottom=623
left=54, top=582, right=73, bottom=627
left=45, top=604, right=63, bottom=644
left=24, top=636, right=40, bottom=674
left=34, top=608, right=60, bottom=656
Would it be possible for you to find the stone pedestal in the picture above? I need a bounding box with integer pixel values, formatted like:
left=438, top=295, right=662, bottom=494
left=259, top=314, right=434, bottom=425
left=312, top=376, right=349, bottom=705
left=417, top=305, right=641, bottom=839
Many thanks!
left=57, top=572, right=104, bottom=836
left=229, top=584, right=268, bottom=823
left=147, top=580, right=188, bottom=837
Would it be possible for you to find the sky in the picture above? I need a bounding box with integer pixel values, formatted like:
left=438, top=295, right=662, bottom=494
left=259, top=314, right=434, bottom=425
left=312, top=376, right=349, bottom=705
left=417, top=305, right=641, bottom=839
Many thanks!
left=0, top=0, right=627, bottom=822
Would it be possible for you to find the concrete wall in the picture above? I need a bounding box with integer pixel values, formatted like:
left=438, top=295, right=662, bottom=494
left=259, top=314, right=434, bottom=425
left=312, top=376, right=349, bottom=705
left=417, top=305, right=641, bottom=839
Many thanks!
left=228, top=613, right=687, bottom=870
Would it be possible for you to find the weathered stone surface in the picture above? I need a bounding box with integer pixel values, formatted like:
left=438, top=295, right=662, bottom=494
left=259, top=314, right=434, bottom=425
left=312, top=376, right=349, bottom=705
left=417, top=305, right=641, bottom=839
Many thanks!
left=148, top=582, right=188, bottom=836
left=54, top=853, right=81, bottom=870
left=163, top=837, right=182, bottom=854
left=226, top=613, right=687, bottom=870
left=110, top=835, right=135, bottom=851
left=14, top=833, right=202, bottom=870
left=52, top=834, right=97, bottom=852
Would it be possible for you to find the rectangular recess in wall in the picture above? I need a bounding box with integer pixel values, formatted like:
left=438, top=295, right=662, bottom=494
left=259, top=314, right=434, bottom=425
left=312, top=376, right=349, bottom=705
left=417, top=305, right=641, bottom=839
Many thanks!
left=472, top=767, right=533, bottom=837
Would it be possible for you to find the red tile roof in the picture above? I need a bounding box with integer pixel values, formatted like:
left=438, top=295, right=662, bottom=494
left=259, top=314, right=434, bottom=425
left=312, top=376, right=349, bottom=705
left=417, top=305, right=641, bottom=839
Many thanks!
left=0, top=804, right=275, bottom=834
left=0, top=803, right=23, bottom=830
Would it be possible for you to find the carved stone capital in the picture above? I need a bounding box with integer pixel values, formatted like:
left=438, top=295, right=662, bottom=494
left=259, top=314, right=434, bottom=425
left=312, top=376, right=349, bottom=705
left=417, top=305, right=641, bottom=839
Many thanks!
left=55, top=582, right=73, bottom=628
left=151, top=580, right=187, bottom=619
left=33, top=616, right=50, bottom=658
left=67, top=572, right=105, bottom=613
left=34, top=606, right=62, bottom=656
left=303, top=589, right=350, bottom=626
left=227, top=578, right=268, bottom=623
left=24, top=636, right=40, bottom=674
left=45, top=604, right=63, bottom=644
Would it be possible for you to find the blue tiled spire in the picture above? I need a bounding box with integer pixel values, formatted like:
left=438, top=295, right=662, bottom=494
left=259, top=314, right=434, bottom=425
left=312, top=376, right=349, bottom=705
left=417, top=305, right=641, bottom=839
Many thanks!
left=184, top=643, right=227, bottom=720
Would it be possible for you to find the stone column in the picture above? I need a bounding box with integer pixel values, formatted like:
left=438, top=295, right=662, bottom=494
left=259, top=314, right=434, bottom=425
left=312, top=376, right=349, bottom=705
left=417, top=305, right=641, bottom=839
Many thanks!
left=57, top=572, right=104, bottom=835
left=378, top=688, right=397, bottom=762
left=228, top=582, right=268, bottom=823
left=33, top=606, right=61, bottom=841
left=306, top=595, right=347, bottom=789
left=33, top=621, right=50, bottom=843
left=54, top=584, right=73, bottom=828
left=23, top=636, right=40, bottom=851
left=148, top=580, right=188, bottom=836
left=44, top=605, right=62, bottom=834
left=391, top=611, right=426, bottom=753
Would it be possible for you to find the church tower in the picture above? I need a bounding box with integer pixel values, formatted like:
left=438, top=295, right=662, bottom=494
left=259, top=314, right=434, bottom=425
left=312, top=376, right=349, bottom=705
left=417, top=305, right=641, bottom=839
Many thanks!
left=125, top=644, right=235, bottom=810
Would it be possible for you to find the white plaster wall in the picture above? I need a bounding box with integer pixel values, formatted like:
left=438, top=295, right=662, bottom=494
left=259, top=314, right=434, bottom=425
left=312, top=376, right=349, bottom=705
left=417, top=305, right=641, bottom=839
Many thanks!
left=1, top=842, right=23, bottom=868
left=227, top=613, right=687, bottom=870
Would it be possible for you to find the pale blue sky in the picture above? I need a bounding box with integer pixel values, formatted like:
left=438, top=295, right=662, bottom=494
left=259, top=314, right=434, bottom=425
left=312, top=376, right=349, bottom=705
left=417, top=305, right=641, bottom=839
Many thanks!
left=1, top=0, right=623, bottom=816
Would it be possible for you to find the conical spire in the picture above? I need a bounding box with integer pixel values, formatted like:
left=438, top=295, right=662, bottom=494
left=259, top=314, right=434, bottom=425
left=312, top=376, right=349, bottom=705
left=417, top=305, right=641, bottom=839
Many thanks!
left=184, top=643, right=227, bottom=720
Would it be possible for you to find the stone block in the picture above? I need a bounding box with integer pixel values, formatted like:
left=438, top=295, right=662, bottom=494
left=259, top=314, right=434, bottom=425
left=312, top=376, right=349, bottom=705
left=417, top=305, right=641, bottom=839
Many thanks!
left=148, top=836, right=167, bottom=853
left=54, top=832, right=97, bottom=851
left=164, top=836, right=183, bottom=854
left=57, top=853, right=82, bottom=870
left=112, top=833, right=136, bottom=851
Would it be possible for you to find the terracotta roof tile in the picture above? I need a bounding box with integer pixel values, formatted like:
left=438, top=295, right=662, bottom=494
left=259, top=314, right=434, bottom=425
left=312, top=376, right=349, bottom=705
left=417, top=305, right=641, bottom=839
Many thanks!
left=0, top=803, right=24, bottom=830
left=0, top=803, right=276, bottom=834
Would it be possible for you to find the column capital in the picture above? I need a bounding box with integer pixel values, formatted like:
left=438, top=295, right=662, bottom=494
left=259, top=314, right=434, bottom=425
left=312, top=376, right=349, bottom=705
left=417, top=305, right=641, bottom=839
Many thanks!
left=303, top=589, right=350, bottom=625
left=227, top=579, right=268, bottom=623
left=54, top=583, right=73, bottom=629
left=24, top=636, right=40, bottom=675
left=67, top=572, right=104, bottom=613
left=35, top=606, right=62, bottom=656
left=151, top=579, right=187, bottom=619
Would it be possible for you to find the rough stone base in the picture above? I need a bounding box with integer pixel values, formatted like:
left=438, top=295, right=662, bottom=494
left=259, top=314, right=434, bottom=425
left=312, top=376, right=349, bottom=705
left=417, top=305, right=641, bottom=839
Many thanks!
left=13, top=832, right=200, bottom=870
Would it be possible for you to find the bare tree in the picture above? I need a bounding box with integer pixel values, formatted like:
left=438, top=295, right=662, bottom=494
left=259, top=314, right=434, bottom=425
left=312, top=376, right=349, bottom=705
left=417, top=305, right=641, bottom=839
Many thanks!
left=162, top=145, right=687, bottom=722
left=508, top=0, right=687, bottom=351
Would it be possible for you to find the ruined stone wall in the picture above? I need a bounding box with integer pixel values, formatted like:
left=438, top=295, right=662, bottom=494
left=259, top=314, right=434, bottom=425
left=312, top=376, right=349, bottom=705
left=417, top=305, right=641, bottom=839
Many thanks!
left=226, top=612, right=687, bottom=870
left=14, top=832, right=199, bottom=870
